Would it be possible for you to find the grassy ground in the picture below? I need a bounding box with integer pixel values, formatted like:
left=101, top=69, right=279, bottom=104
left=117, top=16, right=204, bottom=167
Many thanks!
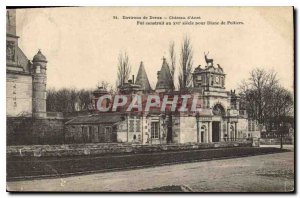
left=138, top=185, right=190, bottom=192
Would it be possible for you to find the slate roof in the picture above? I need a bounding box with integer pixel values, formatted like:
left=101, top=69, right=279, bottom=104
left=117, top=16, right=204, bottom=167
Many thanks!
left=65, top=113, right=124, bottom=125
left=135, top=61, right=152, bottom=91
left=16, top=46, right=31, bottom=73
left=155, top=57, right=174, bottom=90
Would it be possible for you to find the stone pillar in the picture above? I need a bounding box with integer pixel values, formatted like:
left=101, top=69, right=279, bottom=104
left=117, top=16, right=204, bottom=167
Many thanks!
left=127, top=116, right=129, bottom=143
left=227, top=122, right=230, bottom=141
left=205, top=122, right=209, bottom=143
left=198, top=121, right=201, bottom=143
left=231, top=123, right=234, bottom=141
left=196, top=119, right=199, bottom=143
left=208, top=121, right=212, bottom=143
left=234, top=122, right=237, bottom=141
left=220, top=122, right=223, bottom=142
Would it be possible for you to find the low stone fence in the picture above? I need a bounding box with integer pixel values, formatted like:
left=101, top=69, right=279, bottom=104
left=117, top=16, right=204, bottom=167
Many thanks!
left=260, top=138, right=293, bottom=145
left=7, top=141, right=252, bottom=158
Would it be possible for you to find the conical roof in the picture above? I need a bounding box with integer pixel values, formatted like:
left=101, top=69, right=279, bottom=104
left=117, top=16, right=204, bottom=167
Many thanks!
left=135, top=61, right=152, bottom=92
left=155, top=57, right=174, bottom=91
left=33, top=49, right=47, bottom=63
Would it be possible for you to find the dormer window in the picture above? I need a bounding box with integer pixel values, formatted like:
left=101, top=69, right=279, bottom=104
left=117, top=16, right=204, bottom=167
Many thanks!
left=36, top=66, right=41, bottom=74
left=197, top=75, right=202, bottom=81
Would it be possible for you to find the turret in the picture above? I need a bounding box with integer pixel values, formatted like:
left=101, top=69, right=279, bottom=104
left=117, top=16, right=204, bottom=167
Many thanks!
left=155, top=57, right=174, bottom=93
left=32, top=50, right=47, bottom=118
left=193, top=54, right=225, bottom=91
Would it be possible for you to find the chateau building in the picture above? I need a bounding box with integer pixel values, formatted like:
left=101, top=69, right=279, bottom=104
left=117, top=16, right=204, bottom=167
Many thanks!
left=66, top=57, right=260, bottom=144
left=6, top=9, right=259, bottom=145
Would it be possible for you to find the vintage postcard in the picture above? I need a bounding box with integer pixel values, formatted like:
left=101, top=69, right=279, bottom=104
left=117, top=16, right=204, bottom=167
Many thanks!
left=6, top=7, right=294, bottom=192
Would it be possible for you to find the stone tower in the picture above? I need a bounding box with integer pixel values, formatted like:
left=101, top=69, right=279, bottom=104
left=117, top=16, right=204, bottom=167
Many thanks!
left=6, top=9, right=16, bottom=36
left=32, top=50, right=47, bottom=118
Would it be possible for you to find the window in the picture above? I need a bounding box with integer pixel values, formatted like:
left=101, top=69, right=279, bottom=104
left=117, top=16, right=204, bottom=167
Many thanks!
left=136, top=119, right=141, bottom=132
left=129, top=120, right=134, bottom=132
left=201, top=125, right=206, bottom=133
left=200, top=126, right=206, bottom=143
left=151, top=122, right=159, bottom=139
left=105, top=126, right=111, bottom=133
left=129, top=116, right=141, bottom=132
left=252, top=121, right=255, bottom=131
left=36, top=66, right=41, bottom=74
left=230, top=125, right=234, bottom=137
left=248, top=121, right=252, bottom=131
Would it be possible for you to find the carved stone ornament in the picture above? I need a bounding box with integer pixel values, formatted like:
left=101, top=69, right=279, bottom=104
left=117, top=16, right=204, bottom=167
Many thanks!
left=6, top=41, right=15, bottom=61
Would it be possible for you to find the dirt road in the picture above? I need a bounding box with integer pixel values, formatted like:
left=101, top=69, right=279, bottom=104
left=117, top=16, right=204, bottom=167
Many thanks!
left=7, top=151, right=294, bottom=192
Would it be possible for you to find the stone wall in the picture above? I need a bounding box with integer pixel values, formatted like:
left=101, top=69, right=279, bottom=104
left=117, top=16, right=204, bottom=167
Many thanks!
left=7, top=117, right=65, bottom=145
left=7, top=117, right=33, bottom=145
left=179, top=116, right=197, bottom=143
left=7, top=141, right=253, bottom=157
left=32, top=118, right=65, bottom=144
left=64, top=124, right=117, bottom=144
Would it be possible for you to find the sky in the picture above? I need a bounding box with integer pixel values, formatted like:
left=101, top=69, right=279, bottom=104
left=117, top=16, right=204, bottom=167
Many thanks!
left=16, top=7, right=294, bottom=91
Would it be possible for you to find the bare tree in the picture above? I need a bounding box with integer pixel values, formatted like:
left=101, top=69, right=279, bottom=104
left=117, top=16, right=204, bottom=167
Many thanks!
left=268, top=85, right=293, bottom=149
left=168, top=41, right=176, bottom=83
left=97, top=81, right=115, bottom=93
left=46, top=87, right=58, bottom=112
left=78, top=89, right=92, bottom=111
left=47, top=87, right=93, bottom=113
left=239, top=68, right=279, bottom=124
left=239, top=68, right=293, bottom=146
left=117, top=52, right=131, bottom=89
left=273, top=87, right=293, bottom=118
left=97, top=81, right=108, bottom=90
left=178, top=36, right=193, bottom=91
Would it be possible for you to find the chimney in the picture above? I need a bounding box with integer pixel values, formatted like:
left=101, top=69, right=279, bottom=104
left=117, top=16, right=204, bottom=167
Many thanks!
left=132, top=75, right=135, bottom=84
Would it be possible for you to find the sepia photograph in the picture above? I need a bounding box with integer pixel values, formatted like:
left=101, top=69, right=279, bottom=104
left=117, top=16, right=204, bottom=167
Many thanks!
left=5, top=6, right=294, bottom=192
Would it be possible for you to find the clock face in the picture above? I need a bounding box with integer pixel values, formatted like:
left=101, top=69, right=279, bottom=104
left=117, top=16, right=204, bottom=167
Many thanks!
left=215, top=76, right=220, bottom=83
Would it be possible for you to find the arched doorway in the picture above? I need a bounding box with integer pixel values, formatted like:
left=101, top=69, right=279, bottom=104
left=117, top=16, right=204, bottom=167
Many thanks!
left=212, top=104, right=225, bottom=142
left=166, top=114, right=173, bottom=143
left=212, top=122, right=220, bottom=142
left=200, top=125, right=206, bottom=143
